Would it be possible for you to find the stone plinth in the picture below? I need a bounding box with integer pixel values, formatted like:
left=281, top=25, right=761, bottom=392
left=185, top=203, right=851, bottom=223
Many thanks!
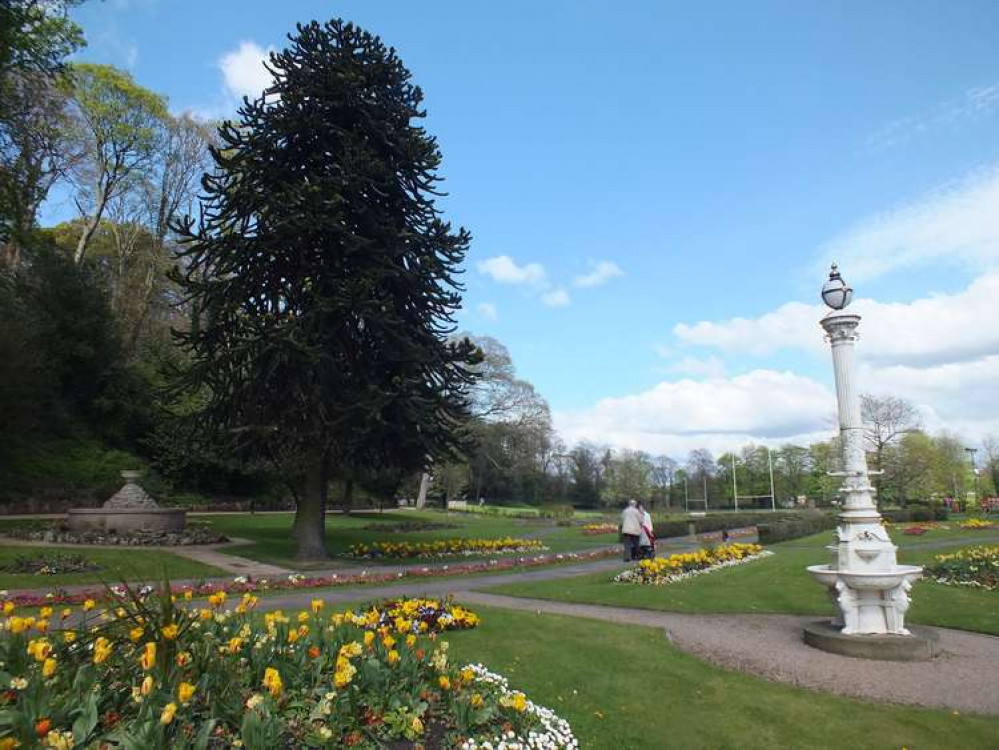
left=803, top=620, right=940, bottom=662
left=66, top=469, right=186, bottom=535
left=67, top=507, right=187, bottom=534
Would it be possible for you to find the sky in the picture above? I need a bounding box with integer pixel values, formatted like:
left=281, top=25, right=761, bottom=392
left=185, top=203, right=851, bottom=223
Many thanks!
left=51, top=0, right=999, bottom=459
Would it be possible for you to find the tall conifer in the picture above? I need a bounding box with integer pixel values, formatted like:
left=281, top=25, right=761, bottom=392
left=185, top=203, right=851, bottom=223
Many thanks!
left=172, top=19, right=476, bottom=559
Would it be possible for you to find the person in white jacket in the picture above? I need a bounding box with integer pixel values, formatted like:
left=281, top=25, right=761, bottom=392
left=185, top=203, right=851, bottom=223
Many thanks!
left=620, top=499, right=643, bottom=561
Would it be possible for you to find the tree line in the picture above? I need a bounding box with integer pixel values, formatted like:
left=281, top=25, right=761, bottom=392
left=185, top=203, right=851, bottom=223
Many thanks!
left=433, top=386, right=998, bottom=511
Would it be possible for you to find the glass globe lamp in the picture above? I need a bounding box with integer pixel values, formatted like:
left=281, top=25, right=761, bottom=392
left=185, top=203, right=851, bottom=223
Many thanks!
left=821, top=263, right=853, bottom=310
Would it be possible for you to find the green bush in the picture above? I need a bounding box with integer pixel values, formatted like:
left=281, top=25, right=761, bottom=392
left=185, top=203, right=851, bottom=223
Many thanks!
left=881, top=507, right=948, bottom=523
left=757, top=513, right=839, bottom=544
left=539, top=504, right=574, bottom=525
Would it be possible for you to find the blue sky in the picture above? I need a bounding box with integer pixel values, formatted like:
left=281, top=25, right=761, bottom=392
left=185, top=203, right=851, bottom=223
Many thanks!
left=55, top=0, right=999, bottom=456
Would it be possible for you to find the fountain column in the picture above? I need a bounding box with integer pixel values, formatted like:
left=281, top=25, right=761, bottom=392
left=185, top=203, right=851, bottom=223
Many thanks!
left=805, top=266, right=930, bottom=655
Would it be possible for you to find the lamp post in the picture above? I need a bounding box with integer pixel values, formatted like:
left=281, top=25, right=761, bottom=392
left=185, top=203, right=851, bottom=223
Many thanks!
left=805, top=265, right=931, bottom=658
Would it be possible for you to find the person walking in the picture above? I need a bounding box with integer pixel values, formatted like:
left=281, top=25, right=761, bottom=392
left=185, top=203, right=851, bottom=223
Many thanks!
left=637, top=502, right=655, bottom=559
left=620, top=499, right=643, bottom=562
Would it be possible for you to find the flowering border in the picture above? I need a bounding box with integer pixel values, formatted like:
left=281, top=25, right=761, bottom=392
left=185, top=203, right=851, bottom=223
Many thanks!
left=460, top=664, right=578, bottom=749
left=614, top=548, right=773, bottom=586
left=1, top=547, right=619, bottom=607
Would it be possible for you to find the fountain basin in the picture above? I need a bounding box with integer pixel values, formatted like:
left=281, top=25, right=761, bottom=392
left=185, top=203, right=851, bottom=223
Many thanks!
left=807, top=564, right=922, bottom=591
left=67, top=508, right=187, bottom=534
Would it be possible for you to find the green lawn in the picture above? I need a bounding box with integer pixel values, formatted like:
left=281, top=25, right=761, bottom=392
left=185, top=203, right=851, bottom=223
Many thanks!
left=443, top=606, right=999, bottom=749
left=0, top=545, right=226, bottom=588
left=484, top=526, right=999, bottom=635
left=181, top=510, right=615, bottom=567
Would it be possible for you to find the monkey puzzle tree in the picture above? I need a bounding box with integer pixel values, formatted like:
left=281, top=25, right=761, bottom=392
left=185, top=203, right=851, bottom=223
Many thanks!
left=172, top=19, right=477, bottom=560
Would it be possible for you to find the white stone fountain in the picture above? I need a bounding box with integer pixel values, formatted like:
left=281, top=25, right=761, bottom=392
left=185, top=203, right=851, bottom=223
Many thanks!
left=804, top=265, right=937, bottom=660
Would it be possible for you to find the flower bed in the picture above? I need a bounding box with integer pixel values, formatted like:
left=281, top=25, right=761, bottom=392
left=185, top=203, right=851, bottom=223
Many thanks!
left=959, top=518, right=995, bottom=530
left=581, top=523, right=617, bottom=535
left=2, top=522, right=229, bottom=547
left=0, top=589, right=576, bottom=748
left=0, top=553, right=100, bottom=576
left=0, top=547, right=620, bottom=609
left=347, top=537, right=547, bottom=560
left=362, top=521, right=459, bottom=533
left=614, top=543, right=770, bottom=585
left=925, top=545, right=999, bottom=591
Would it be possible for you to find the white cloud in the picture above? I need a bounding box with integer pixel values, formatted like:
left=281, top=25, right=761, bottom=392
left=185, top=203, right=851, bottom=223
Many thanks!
left=664, top=356, right=727, bottom=379
left=477, top=255, right=547, bottom=286
left=476, top=302, right=498, bottom=321
left=674, top=301, right=821, bottom=357
left=574, top=261, right=624, bottom=288
left=555, top=370, right=836, bottom=456
left=674, top=270, right=999, bottom=367
left=219, top=41, right=275, bottom=101
left=817, top=166, right=999, bottom=281
left=541, top=288, right=571, bottom=308
left=867, top=84, right=999, bottom=152
left=857, top=356, right=999, bottom=438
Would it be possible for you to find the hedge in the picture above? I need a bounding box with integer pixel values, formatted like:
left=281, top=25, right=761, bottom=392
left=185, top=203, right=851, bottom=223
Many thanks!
left=647, top=510, right=835, bottom=541
left=880, top=506, right=949, bottom=522
left=757, top=513, right=839, bottom=544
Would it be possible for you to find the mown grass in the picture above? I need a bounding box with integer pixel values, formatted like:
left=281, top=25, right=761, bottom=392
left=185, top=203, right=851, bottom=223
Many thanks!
left=0, top=545, right=226, bottom=588
left=444, top=606, right=999, bottom=749
left=485, top=526, right=999, bottom=635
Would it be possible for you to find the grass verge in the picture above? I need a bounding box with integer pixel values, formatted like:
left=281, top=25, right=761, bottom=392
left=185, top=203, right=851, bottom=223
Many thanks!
left=483, top=527, right=999, bottom=635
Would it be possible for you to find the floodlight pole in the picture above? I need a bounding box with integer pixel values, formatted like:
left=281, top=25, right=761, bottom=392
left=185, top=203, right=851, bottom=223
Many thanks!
left=732, top=452, right=739, bottom=511
left=767, top=447, right=776, bottom=511
left=965, top=447, right=979, bottom=509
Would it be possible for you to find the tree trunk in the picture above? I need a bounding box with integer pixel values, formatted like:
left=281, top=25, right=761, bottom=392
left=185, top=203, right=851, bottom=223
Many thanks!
left=74, top=211, right=103, bottom=265
left=416, top=472, right=431, bottom=509
left=294, top=452, right=330, bottom=561
left=342, top=478, right=354, bottom=515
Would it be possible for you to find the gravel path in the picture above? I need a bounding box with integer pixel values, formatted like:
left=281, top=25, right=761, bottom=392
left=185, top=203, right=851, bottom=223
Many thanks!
left=460, top=592, right=999, bottom=716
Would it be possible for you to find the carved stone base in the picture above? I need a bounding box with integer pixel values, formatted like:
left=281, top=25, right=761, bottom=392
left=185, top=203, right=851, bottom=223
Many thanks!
left=803, top=620, right=940, bottom=662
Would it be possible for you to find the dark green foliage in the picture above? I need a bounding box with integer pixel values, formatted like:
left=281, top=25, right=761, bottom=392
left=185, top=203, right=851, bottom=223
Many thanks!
left=0, top=243, right=117, bottom=441
left=171, top=19, right=478, bottom=558
left=643, top=510, right=837, bottom=542
left=757, top=512, right=839, bottom=544
left=880, top=506, right=949, bottom=523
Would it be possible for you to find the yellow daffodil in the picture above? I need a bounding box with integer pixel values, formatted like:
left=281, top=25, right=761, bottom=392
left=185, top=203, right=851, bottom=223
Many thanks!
left=178, top=681, right=196, bottom=705
left=262, top=667, right=283, bottom=697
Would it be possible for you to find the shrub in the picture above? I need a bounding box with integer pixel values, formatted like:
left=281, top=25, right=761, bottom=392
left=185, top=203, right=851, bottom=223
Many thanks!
left=881, top=507, right=949, bottom=523
left=757, top=513, right=838, bottom=544
left=539, top=504, right=574, bottom=525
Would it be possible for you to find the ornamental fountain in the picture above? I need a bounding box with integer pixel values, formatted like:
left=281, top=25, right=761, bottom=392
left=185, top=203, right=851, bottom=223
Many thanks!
left=67, top=470, right=187, bottom=535
left=804, top=265, right=938, bottom=661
